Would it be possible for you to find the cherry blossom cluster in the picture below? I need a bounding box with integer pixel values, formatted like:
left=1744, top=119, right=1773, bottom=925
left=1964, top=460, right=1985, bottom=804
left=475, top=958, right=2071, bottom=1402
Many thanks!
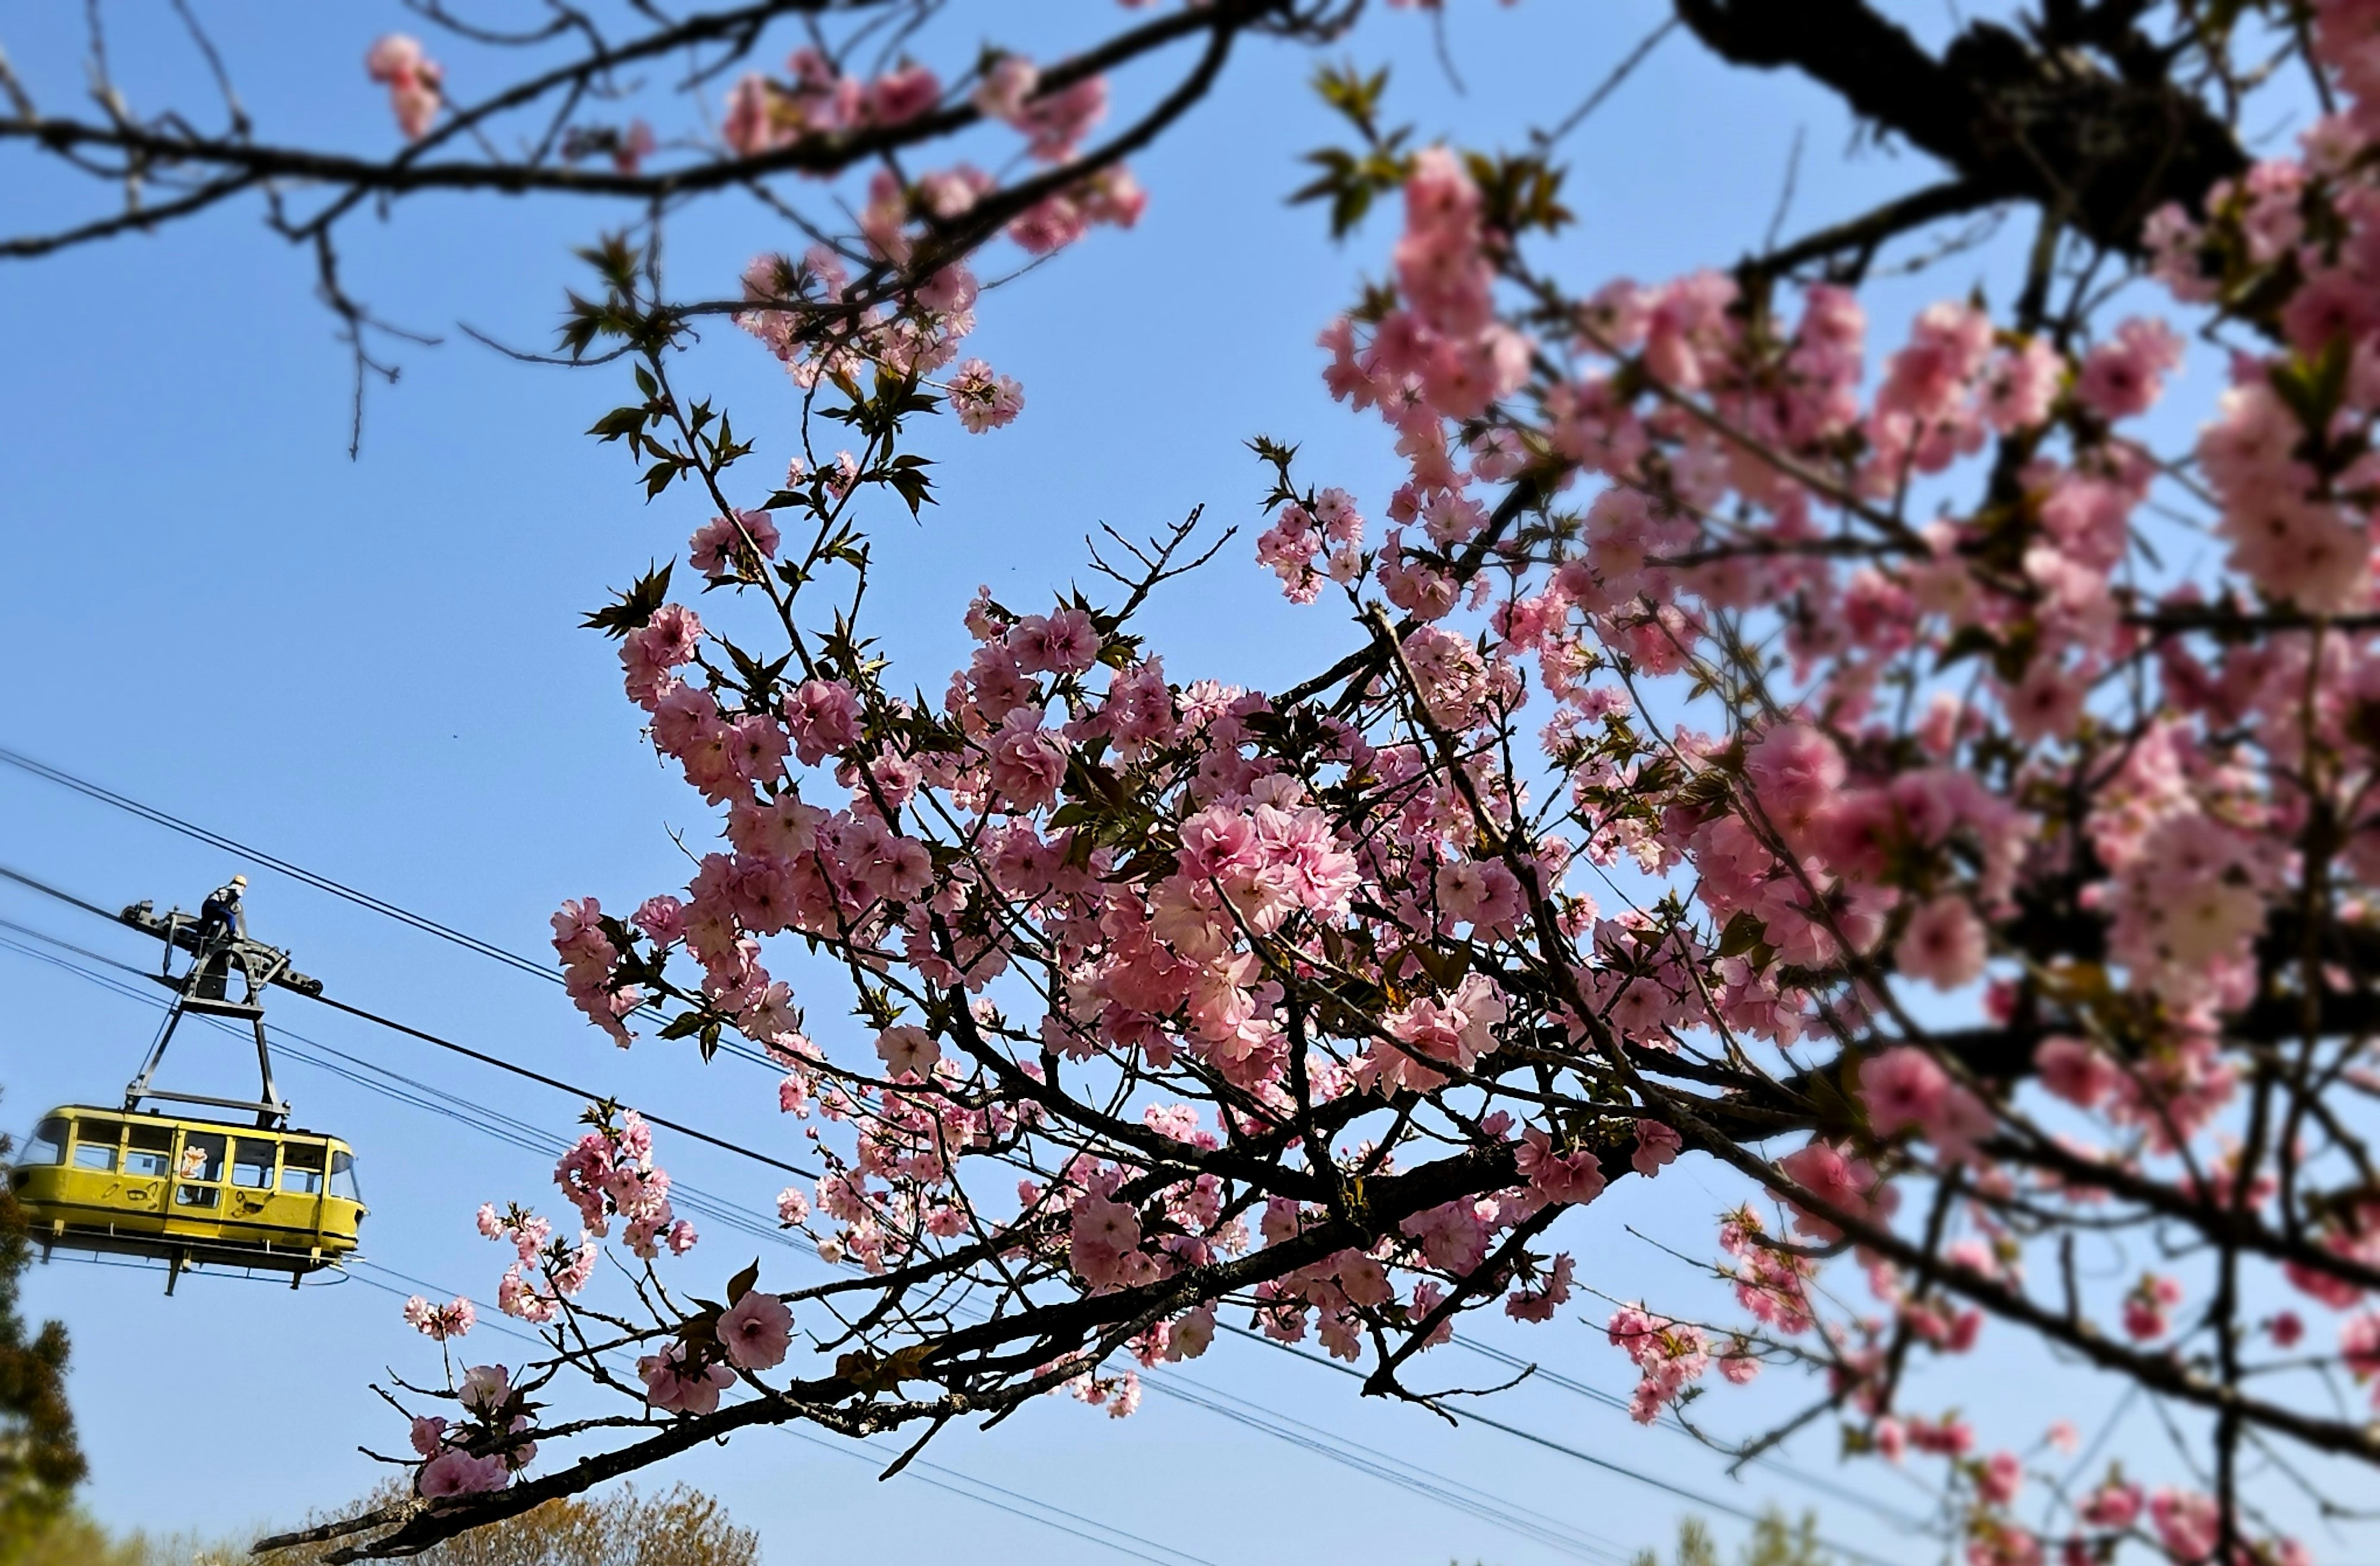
left=720, top=48, right=945, bottom=158
left=364, top=35, right=443, bottom=141
left=553, top=1110, right=694, bottom=1260
left=638, top=1281, right=793, bottom=1417
left=718, top=44, right=1142, bottom=426
left=406, top=1365, right=537, bottom=1499
left=401, top=1294, right=476, bottom=1342
left=474, top=1201, right=595, bottom=1327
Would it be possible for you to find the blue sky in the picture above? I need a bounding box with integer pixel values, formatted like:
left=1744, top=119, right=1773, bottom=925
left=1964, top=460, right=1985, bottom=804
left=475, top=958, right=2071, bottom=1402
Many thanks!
left=0, top=3, right=2341, bottom=1564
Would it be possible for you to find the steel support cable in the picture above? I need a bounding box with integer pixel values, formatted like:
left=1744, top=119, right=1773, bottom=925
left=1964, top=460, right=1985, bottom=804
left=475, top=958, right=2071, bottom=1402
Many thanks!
left=2, top=850, right=1911, bottom=1554
left=0, top=747, right=793, bottom=1074
left=1445, top=1333, right=1939, bottom=1533
left=0, top=869, right=816, bottom=1182
left=0, top=865, right=119, bottom=922
left=0, top=746, right=560, bottom=983
left=0, top=934, right=798, bottom=1255
left=302, top=990, right=815, bottom=1180
left=1132, top=1365, right=1635, bottom=1564
left=1206, top=1315, right=1911, bottom=1566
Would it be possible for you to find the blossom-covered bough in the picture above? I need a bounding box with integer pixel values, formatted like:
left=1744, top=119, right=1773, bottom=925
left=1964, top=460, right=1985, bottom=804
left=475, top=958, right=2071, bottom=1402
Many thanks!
left=16, top=3, right=2380, bottom=1564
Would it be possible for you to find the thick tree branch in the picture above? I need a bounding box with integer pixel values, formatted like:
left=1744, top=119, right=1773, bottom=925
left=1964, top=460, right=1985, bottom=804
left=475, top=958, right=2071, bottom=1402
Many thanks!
left=1675, top=0, right=2244, bottom=253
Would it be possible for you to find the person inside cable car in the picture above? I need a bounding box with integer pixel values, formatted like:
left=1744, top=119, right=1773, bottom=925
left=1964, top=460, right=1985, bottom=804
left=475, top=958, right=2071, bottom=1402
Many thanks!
left=195, top=874, right=247, bottom=999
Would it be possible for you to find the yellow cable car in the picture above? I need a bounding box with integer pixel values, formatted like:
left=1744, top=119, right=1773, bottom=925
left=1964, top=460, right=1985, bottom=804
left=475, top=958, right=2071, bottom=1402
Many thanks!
left=7, top=884, right=367, bottom=1291
left=9, top=1107, right=363, bottom=1288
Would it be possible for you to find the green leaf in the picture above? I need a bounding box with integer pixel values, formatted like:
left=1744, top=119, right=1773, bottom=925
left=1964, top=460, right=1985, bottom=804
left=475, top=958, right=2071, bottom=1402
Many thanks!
left=725, top=1259, right=760, bottom=1305
left=1715, top=909, right=1768, bottom=959
left=2269, top=332, right=2353, bottom=436
left=882, top=453, right=937, bottom=518
left=1311, top=60, right=1391, bottom=143
left=580, top=561, right=674, bottom=639
left=1934, top=622, right=1999, bottom=673
left=588, top=405, right=647, bottom=443
left=657, top=1011, right=709, bottom=1040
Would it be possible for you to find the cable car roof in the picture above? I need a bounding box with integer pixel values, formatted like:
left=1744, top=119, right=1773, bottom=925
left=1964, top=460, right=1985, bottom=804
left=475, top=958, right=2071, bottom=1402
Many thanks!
left=27, top=1104, right=352, bottom=1146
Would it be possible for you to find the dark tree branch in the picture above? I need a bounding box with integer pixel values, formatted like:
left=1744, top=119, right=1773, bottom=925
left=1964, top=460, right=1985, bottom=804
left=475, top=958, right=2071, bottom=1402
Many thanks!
left=1674, top=0, right=2244, bottom=253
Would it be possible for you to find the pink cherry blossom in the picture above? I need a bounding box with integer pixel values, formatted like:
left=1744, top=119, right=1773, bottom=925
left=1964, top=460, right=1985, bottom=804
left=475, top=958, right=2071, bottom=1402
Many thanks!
left=1630, top=1120, right=1682, bottom=1177
left=2032, top=1036, right=2120, bottom=1109
left=1895, top=897, right=1987, bottom=990
left=1517, top=1126, right=1608, bottom=1206
left=947, top=360, right=1025, bottom=432
left=402, top=1294, right=477, bottom=1341
left=638, top=1345, right=735, bottom=1415
left=364, top=35, right=443, bottom=141
left=418, top=1449, right=509, bottom=1497
left=2074, top=318, right=2182, bottom=420
left=875, top=1024, right=940, bottom=1079
left=717, top=1290, right=794, bottom=1371
left=2148, top=1489, right=2221, bottom=1563
left=689, top=510, right=780, bottom=580
left=1859, top=1047, right=1992, bottom=1158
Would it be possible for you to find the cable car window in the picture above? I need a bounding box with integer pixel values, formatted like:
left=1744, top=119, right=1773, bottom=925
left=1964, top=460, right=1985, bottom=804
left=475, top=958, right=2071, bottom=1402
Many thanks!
left=21, top=1119, right=66, bottom=1166
left=177, top=1133, right=223, bottom=1181
left=330, top=1151, right=361, bottom=1203
left=175, top=1131, right=226, bottom=1208
left=281, top=1143, right=325, bottom=1195
left=71, top=1133, right=120, bottom=1174
left=232, top=1139, right=276, bottom=1189
left=125, top=1123, right=174, bottom=1178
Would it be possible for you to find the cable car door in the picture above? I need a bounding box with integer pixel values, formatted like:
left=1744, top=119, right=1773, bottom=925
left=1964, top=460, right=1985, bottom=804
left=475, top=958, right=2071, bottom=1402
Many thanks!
left=123, top=1123, right=172, bottom=1223
left=228, top=1138, right=278, bottom=1231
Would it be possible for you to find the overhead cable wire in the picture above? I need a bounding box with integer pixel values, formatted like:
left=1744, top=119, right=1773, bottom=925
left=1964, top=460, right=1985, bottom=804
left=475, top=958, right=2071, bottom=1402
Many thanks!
left=0, top=865, right=120, bottom=923
left=0, top=745, right=562, bottom=984
left=0, top=933, right=798, bottom=1255
left=302, top=989, right=815, bottom=1180
left=1, top=843, right=1910, bottom=1557
left=0, top=867, right=816, bottom=1181
left=1444, top=1330, right=1937, bottom=1534
left=1134, top=1363, right=1634, bottom=1564
left=1210, top=1316, right=1907, bottom=1566
left=0, top=748, right=790, bottom=1075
